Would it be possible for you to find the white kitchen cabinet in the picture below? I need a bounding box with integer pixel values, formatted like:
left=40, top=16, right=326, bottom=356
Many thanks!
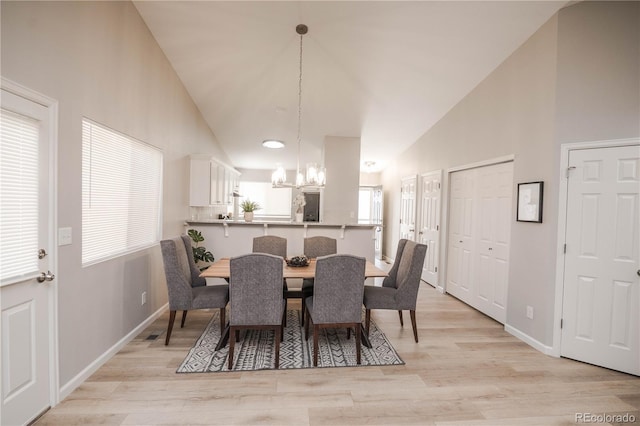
left=189, top=155, right=240, bottom=206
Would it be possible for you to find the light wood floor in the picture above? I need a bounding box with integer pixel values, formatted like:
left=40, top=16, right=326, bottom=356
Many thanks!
left=36, top=283, right=639, bottom=425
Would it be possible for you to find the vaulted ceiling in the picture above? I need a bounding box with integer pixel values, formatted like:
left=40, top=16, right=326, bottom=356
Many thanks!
left=134, top=1, right=567, bottom=173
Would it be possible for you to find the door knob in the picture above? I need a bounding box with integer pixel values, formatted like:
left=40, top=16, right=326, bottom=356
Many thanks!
left=637, top=269, right=640, bottom=277
left=37, top=271, right=55, bottom=283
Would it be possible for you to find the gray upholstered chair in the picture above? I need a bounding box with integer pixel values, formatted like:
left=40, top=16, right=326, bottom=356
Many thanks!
left=252, top=235, right=287, bottom=258
left=228, top=253, right=286, bottom=370
left=304, top=254, right=366, bottom=366
left=363, top=239, right=427, bottom=343
left=301, top=236, right=337, bottom=323
left=252, top=235, right=289, bottom=323
left=160, top=236, right=229, bottom=345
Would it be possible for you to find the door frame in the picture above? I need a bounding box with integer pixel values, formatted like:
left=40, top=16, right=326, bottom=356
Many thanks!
left=441, top=155, right=515, bottom=296
left=1, top=77, right=60, bottom=409
left=552, top=137, right=640, bottom=357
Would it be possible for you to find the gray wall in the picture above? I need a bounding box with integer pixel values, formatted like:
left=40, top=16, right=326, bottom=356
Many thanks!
left=1, top=1, right=228, bottom=386
left=381, top=1, right=639, bottom=347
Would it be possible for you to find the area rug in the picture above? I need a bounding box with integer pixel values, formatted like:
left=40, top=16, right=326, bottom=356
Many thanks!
left=177, top=310, right=404, bottom=372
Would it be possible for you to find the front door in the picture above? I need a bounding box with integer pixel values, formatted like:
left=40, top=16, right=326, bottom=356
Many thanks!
left=1, top=86, right=56, bottom=425
left=561, top=144, right=640, bottom=375
left=417, top=171, right=441, bottom=286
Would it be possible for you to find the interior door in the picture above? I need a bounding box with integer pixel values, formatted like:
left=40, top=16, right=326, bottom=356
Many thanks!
left=561, top=145, right=640, bottom=375
left=400, top=176, right=417, bottom=241
left=1, top=88, right=56, bottom=425
left=474, top=162, right=512, bottom=323
left=418, top=171, right=441, bottom=286
left=446, top=169, right=476, bottom=304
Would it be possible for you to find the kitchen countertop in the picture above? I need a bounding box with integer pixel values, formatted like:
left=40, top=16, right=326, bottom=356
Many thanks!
left=185, top=219, right=382, bottom=227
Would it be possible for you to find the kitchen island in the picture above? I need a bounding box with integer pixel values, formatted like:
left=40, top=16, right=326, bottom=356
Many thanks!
left=184, top=220, right=382, bottom=262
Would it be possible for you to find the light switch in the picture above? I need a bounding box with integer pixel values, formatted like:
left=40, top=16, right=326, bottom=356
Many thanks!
left=59, top=227, right=72, bottom=246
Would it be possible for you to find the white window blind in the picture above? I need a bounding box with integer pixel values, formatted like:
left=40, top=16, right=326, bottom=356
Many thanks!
left=82, top=119, right=163, bottom=265
left=0, top=109, right=40, bottom=283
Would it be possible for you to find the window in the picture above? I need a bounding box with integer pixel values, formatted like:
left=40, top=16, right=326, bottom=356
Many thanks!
left=0, top=109, right=39, bottom=283
left=238, top=182, right=291, bottom=220
left=82, top=119, right=163, bottom=265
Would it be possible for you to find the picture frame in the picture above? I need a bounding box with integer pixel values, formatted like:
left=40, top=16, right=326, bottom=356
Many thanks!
left=516, top=181, right=544, bottom=223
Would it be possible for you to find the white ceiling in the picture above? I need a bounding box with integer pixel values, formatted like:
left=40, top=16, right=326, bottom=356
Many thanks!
left=134, top=1, right=567, bottom=173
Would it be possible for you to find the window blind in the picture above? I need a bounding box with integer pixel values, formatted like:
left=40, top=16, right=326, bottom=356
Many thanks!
left=0, top=109, right=40, bottom=283
left=82, top=119, right=163, bottom=265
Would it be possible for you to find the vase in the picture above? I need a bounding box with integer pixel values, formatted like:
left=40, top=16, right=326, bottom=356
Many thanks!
left=295, top=213, right=303, bottom=223
left=243, top=212, right=254, bottom=222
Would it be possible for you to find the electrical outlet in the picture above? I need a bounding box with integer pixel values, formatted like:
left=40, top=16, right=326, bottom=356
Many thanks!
left=526, top=305, right=534, bottom=319
left=141, top=291, right=147, bottom=306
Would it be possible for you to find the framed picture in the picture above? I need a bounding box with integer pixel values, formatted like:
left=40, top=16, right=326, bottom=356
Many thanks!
left=516, top=181, right=544, bottom=223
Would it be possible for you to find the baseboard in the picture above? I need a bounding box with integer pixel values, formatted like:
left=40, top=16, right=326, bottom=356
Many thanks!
left=505, top=324, right=556, bottom=356
left=59, top=303, right=168, bottom=400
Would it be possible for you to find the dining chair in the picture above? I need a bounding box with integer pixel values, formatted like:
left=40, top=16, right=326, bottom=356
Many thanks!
left=228, top=253, right=286, bottom=370
left=304, top=254, right=366, bottom=366
left=252, top=235, right=290, bottom=324
left=363, top=239, right=427, bottom=343
left=160, top=236, right=229, bottom=345
left=301, top=236, right=337, bottom=324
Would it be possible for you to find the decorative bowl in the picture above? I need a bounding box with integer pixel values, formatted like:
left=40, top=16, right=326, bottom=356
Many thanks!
left=286, top=255, right=309, bottom=267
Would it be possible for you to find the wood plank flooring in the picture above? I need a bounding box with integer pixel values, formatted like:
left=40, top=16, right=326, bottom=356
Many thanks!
left=36, top=283, right=639, bottom=425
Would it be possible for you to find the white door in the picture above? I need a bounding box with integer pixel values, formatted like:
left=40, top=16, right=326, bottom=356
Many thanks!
left=417, top=171, right=441, bottom=286
left=400, top=176, right=417, bottom=241
left=561, top=145, right=640, bottom=375
left=1, top=87, right=56, bottom=425
left=446, top=162, right=513, bottom=324
left=446, top=169, right=475, bottom=303
left=474, top=163, right=512, bottom=323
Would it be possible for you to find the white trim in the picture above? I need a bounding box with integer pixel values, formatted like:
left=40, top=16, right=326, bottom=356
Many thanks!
left=447, top=154, right=515, bottom=173
left=505, top=324, right=555, bottom=356
left=553, top=138, right=640, bottom=357
left=1, top=77, right=61, bottom=407
left=59, top=303, right=168, bottom=400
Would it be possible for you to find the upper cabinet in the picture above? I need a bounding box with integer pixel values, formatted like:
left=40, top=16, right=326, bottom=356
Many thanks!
left=189, top=155, right=240, bottom=206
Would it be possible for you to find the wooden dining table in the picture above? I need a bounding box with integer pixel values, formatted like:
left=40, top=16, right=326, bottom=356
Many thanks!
left=200, top=257, right=388, bottom=350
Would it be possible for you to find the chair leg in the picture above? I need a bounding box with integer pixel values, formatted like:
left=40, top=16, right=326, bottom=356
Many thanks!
left=410, top=310, right=418, bottom=343
left=219, top=307, right=226, bottom=337
left=301, top=298, right=306, bottom=327
left=274, top=327, right=281, bottom=369
left=304, top=309, right=311, bottom=341
left=355, top=324, right=361, bottom=365
left=283, top=298, right=288, bottom=327
left=165, top=310, right=176, bottom=346
left=365, top=309, right=371, bottom=337
left=313, top=324, right=319, bottom=367
left=398, top=310, right=404, bottom=326
left=228, top=326, right=236, bottom=370
left=281, top=309, right=286, bottom=341
left=181, top=310, right=188, bottom=328
left=347, top=327, right=351, bottom=340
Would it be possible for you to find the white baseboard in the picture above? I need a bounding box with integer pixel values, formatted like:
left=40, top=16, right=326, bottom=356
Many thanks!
left=505, top=324, right=556, bottom=356
left=59, top=303, right=168, bottom=400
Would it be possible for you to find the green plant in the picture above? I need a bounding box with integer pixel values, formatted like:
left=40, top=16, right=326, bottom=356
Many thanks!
left=187, top=229, right=214, bottom=270
left=240, top=199, right=261, bottom=213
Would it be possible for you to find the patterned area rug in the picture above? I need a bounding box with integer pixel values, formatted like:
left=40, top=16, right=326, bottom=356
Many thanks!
left=177, top=310, right=404, bottom=372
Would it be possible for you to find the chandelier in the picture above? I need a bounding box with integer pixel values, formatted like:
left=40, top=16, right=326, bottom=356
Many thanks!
left=271, top=24, right=326, bottom=189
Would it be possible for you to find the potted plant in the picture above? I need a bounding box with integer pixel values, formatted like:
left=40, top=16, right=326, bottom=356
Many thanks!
left=187, top=229, right=214, bottom=271
left=293, top=193, right=306, bottom=222
left=240, top=199, right=260, bottom=222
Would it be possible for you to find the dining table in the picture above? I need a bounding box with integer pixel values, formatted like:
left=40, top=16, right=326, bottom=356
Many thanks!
left=200, top=257, right=388, bottom=350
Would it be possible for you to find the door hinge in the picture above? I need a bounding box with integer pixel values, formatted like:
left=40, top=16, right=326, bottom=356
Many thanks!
left=563, top=243, right=567, bottom=254
left=566, top=166, right=576, bottom=178
left=438, top=182, right=441, bottom=189
left=435, top=266, right=438, bottom=273
left=436, top=225, right=439, bottom=231
left=560, top=319, right=563, bottom=329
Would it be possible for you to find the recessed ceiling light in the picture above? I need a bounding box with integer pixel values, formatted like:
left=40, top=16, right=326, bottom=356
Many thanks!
left=262, top=139, right=285, bottom=149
